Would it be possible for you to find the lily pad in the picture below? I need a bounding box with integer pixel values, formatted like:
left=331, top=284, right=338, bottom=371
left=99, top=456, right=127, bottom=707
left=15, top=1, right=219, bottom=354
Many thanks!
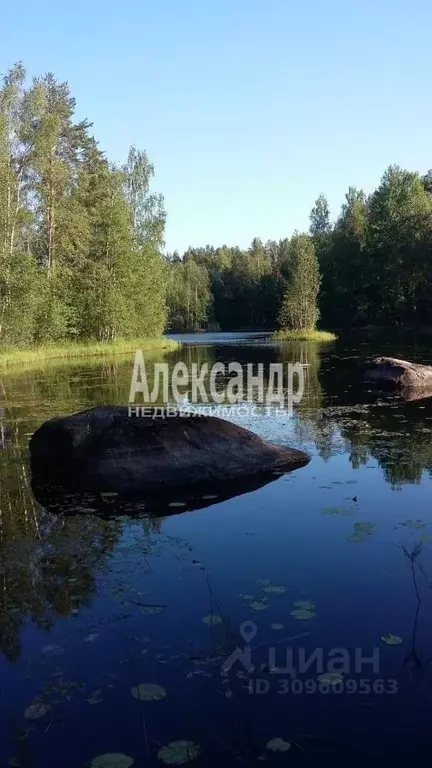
left=263, top=585, right=286, bottom=594
left=87, top=693, right=103, bottom=705
left=250, top=601, right=268, bottom=611
left=42, top=643, right=64, bottom=655
left=401, top=520, right=427, bottom=529
left=202, top=495, right=218, bottom=500
left=202, top=614, right=223, bottom=625
left=130, top=682, right=166, bottom=701
left=322, top=506, right=352, bottom=516
left=293, top=600, right=315, bottom=610
left=140, top=605, right=165, bottom=615
left=270, top=623, right=284, bottom=630
left=158, top=740, right=200, bottom=765
left=169, top=502, right=186, bottom=508
left=290, top=608, right=315, bottom=621
left=91, top=755, right=134, bottom=768
left=355, top=521, right=376, bottom=532
left=347, top=521, right=376, bottom=541
left=266, top=737, right=292, bottom=752
left=381, top=634, right=403, bottom=646
left=101, top=492, right=118, bottom=498
left=318, top=671, right=344, bottom=686
left=24, top=702, right=50, bottom=720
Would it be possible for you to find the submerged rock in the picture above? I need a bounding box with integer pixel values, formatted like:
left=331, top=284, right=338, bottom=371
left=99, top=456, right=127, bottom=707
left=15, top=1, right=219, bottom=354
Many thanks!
left=364, top=357, right=432, bottom=390
left=30, top=406, right=310, bottom=495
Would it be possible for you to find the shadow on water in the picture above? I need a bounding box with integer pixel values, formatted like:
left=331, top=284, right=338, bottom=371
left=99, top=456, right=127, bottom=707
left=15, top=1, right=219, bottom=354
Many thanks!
left=31, top=469, right=301, bottom=519
left=2, top=333, right=432, bottom=765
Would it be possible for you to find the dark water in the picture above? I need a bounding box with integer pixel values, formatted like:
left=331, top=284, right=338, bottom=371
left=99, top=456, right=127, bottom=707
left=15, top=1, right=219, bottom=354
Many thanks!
left=1, top=332, right=432, bottom=767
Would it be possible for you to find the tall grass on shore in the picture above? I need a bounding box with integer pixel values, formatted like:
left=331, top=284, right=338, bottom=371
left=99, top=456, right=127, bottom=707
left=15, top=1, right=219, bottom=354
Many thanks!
left=0, top=337, right=180, bottom=370
left=272, top=329, right=337, bottom=342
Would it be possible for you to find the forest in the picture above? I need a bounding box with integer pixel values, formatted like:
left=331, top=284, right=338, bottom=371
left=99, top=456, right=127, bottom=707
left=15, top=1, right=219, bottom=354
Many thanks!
left=2, top=62, right=432, bottom=347
left=168, top=174, right=432, bottom=333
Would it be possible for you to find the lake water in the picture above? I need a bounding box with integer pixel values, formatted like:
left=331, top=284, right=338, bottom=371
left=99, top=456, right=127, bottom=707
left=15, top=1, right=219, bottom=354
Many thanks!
left=1, top=331, right=432, bottom=767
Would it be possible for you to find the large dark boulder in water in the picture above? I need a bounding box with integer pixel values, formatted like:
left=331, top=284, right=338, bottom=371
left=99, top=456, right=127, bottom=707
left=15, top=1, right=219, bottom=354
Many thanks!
left=30, top=406, right=310, bottom=494
left=364, top=357, right=432, bottom=390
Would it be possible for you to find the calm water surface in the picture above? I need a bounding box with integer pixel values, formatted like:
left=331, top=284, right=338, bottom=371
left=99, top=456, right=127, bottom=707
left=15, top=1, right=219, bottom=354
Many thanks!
left=1, top=332, right=432, bottom=767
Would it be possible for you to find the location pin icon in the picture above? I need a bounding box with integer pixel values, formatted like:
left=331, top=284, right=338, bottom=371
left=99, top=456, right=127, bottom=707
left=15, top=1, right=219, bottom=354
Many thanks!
left=240, top=621, right=257, bottom=644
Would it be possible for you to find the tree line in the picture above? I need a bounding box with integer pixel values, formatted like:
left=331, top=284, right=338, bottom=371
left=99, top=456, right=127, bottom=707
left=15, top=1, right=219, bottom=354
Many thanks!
left=167, top=168, right=432, bottom=332
left=2, top=62, right=432, bottom=346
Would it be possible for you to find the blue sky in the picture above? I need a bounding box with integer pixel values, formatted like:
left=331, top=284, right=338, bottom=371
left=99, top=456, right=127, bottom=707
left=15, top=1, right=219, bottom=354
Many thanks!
left=1, top=0, right=431, bottom=253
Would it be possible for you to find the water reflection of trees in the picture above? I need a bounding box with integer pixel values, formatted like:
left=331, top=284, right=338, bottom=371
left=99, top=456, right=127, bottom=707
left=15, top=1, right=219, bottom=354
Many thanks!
left=2, top=343, right=432, bottom=661
left=337, top=401, right=432, bottom=487
left=282, top=341, right=432, bottom=487
left=0, top=351, right=183, bottom=660
left=0, top=415, right=122, bottom=660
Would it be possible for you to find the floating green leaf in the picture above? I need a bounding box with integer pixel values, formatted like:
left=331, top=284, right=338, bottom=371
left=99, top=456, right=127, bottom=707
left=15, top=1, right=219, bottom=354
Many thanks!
left=347, top=521, right=376, bottom=541
left=381, top=634, right=403, bottom=646
left=158, top=740, right=200, bottom=765
left=270, top=623, right=284, bottom=630
left=355, top=521, right=376, bottom=532
left=290, top=608, right=315, bottom=621
left=401, top=520, right=427, bottom=529
left=91, top=755, right=134, bottom=768
left=130, top=683, right=166, bottom=701
left=322, top=506, right=352, bottom=516
left=263, top=585, right=286, bottom=594
left=87, top=692, right=103, bottom=705
left=169, top=502, right=186, bottom=508
left=202, top=615, right=223, bottom=625
left=202, top=495, right=218, bottom=500
left=250, top=601, right=268, bottom=611
left=266, top=738, right=292, bottom=753
left=318, top=672, right=344, bottom=686
left=42, top=643, right=64, bottom=655
left=293, top=600, right=315, bottom=610
left=140, top=605, right=165, bottom=615
left=24, top=702, right=50, bottom=720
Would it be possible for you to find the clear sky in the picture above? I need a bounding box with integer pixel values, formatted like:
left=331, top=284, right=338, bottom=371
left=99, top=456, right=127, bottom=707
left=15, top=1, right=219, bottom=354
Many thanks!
left=1, top=0, right=431, bottom=253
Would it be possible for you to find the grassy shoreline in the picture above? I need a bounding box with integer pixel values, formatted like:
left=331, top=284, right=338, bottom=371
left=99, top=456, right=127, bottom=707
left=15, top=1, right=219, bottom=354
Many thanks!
left=272, top=329, right=337, bottom=342
left=0, top=337, right=180, bottom=369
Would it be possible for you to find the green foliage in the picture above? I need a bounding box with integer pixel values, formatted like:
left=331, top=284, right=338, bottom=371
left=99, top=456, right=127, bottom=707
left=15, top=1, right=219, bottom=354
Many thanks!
left=171, top=165, right=432, bottom=333
left=0, top=63, right=168, bottom=347
left=272, top=329, right=336, bottom=341
left=0, top=337, right=179, bottom=369
left=3, top=62, right=432, bottom=342
left=310, top=193, right=331, bottom=237
left=167, top=258, right=212, bottom=331
left=278, top=233, right=321, bottom=331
